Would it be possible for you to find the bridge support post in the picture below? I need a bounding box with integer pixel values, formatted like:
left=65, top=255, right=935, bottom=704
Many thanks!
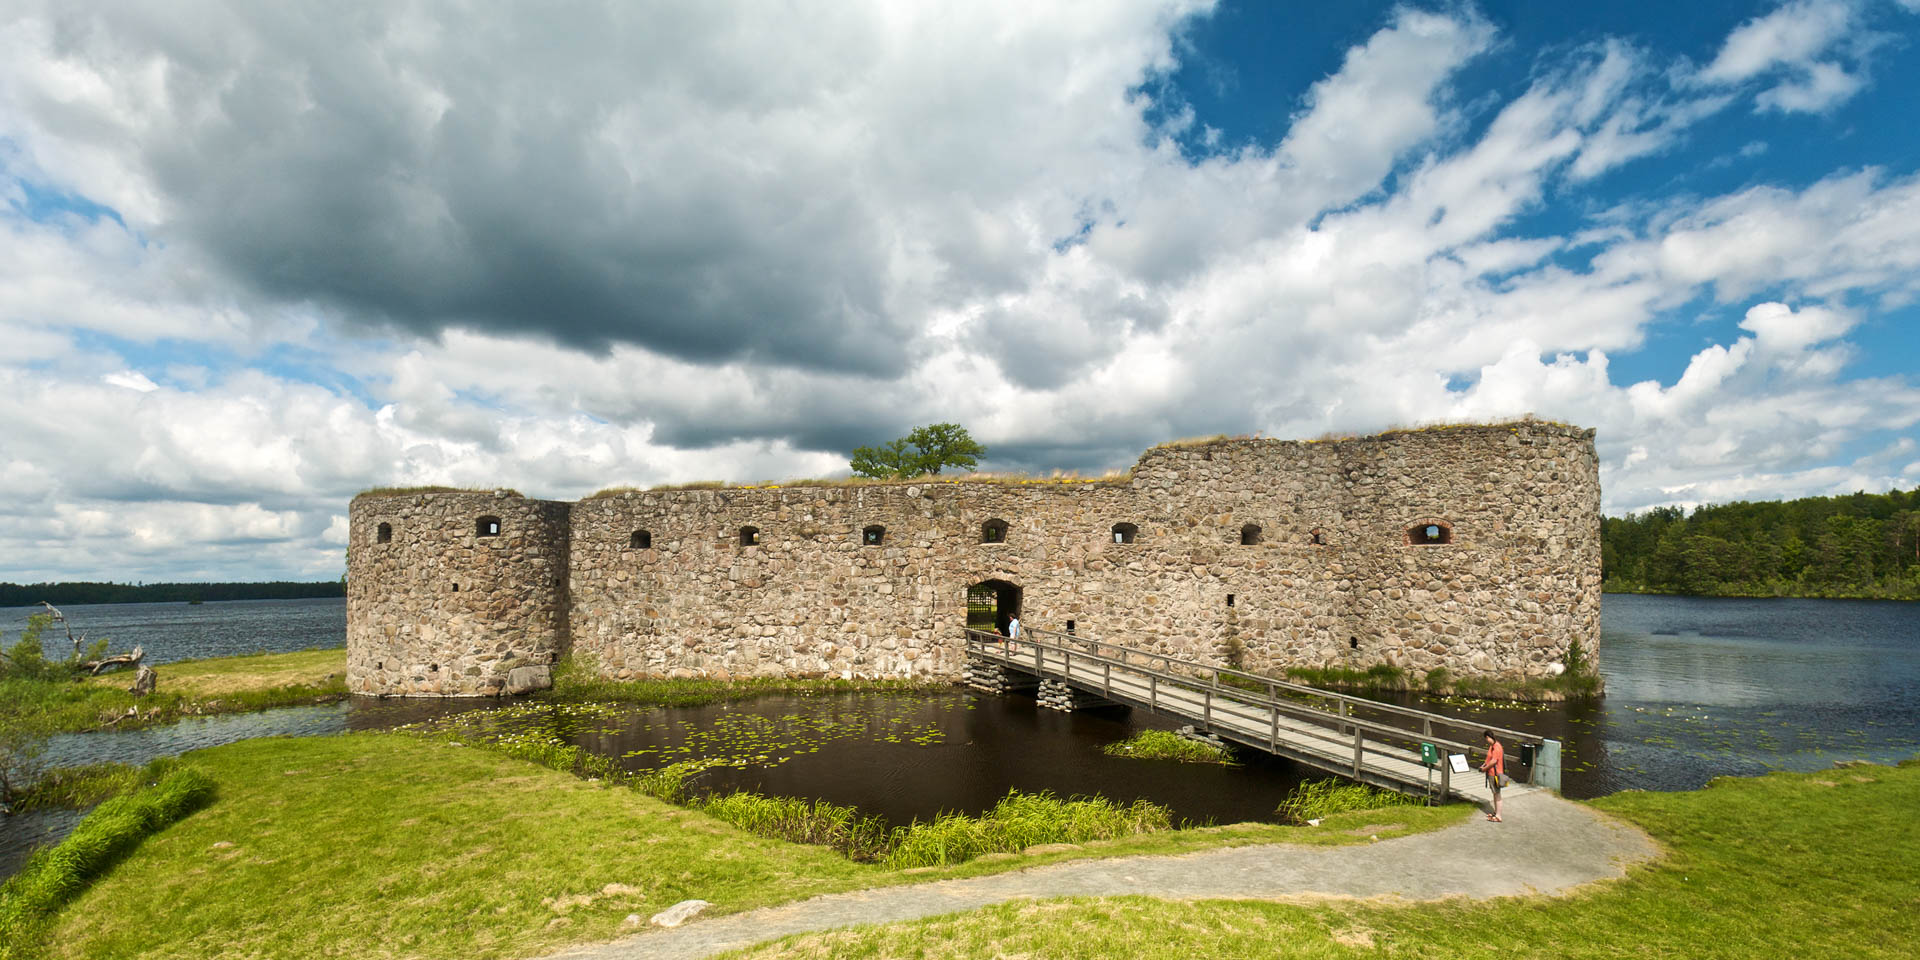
left=1036, top=678, right=1117, bottom=712
left=1532, top=738, right=1563, bottom=793
left=964, top=655, right=1037, bottom=695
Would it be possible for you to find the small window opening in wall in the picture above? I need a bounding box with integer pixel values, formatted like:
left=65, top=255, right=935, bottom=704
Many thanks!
left=1310, top=529, right=1327, bottom=546
left=1111, top=522, right=1138, bottom=544
left=981, top=518, right=1008, bottom=543
left=863, top=524, right=886, bottom=546
left=476, top=515, right=501, bottom=537
left=740, top=525, right=760, bottom=546
left=451, top=583, right=459, bottom=593
left=1226, top=594, right=1235, bottom=607
left=1349, top=637, right=1359, bottom=650
left=630, top=530, right=652, bottom=549
left=376, top=522, right=393, bottom=544
left=1065, top=619, right=1076, bottom=634
left=1240, top=524, right=1261, bottom=545
left=1409, top=521, right=1452, bottom=545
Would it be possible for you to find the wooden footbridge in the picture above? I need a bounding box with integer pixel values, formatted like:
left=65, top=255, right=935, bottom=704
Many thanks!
left=964, top=627, right=1561, bottom=806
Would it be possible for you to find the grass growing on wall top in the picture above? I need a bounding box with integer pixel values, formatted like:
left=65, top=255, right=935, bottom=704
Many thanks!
left=585, top=470, right=1132, bottom=499
left=1149, top=417, right=1582, bottom=452
left=352, top=485, right=523, bottom=499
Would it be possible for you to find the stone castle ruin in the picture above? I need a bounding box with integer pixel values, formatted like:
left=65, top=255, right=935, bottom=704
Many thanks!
left=346, top=421, right=1601, bottom=697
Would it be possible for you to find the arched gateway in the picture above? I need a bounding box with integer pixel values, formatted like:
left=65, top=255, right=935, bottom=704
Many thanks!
left=966, top=579, right=1023, bottom=636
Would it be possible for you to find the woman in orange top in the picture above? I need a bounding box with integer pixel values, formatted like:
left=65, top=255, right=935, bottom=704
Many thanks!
left=1480, top=730, right=1505, bottom=822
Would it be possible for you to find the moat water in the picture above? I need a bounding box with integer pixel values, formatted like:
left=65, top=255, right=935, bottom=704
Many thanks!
left=3, top=593, right=1916, bottom=877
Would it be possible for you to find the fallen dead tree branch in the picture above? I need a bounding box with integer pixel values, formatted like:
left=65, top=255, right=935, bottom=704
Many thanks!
left=83, top=646, right=143, bottom=675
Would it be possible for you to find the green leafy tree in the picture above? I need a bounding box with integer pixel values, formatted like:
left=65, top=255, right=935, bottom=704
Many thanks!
left=848, top=438, right=919, bottom=480
left=849, top=423, right=987, bottom=479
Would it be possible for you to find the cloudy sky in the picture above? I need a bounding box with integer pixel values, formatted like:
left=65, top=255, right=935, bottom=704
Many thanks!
left=2, top=0, right=1918, bottom=583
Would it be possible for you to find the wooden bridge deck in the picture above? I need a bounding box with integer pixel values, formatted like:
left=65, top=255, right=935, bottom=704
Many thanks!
left=966, top=628, right=1549, bottom=806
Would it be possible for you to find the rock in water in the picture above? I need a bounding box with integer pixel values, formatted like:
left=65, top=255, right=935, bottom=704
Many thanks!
left=505, top=664, right=552, bottom=695
left=129, top=665, right=157, bottom=696
left=649, top=900, right=711, bottom=928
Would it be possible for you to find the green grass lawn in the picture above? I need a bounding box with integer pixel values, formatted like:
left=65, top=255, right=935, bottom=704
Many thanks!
left=2, top=648, right=347, bottom=736
left=719, top=759, right=1920, bottom=959
left=31, top=732, right=1464, bottom=960
left=122, top=648, right=345, bottom=698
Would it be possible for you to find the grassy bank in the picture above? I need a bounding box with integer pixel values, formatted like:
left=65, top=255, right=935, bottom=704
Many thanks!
left=1280, top=639, right=1603, bottom=702
left=1, top=648, right=347, bottom=736
left=5, top=762, right=165, bottom=814
left=1604, top=584, right=1920, bottom=600
left=1273, top=777, right=1419, bottom=824
left=541, top=655, right=948, bottom=705
left=26, top=731, right=1461, bottom=960
left=720, top=759, right=1920, bottom=959
left=0, top=766, right=214, bottom=959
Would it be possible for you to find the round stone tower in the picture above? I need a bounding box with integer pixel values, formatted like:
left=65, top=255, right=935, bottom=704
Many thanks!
left=346, top=489, right=570, bottom=696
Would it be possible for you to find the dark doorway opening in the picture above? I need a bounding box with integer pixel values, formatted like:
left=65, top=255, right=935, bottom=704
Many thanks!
left=966, top=579, right=1023, bottom=635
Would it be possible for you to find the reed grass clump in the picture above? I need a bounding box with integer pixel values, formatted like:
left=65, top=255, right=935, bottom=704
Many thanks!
left=695, top=792, right=892, bottom=861
left=1274, top=777, right=1419, bottom=825
left=4, top=759, right=176, bottom=814
left=884, top=790, right=1175, bottom=868
left=0, top=766, right=215, bottom=958
left=1283, top=663, right=1409, bottom=692
left=1102, top=730, right=1237, bottom=765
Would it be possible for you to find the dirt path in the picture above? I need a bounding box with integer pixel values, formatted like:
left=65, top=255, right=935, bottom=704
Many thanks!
left=541, top=792, right=1658, bottom=960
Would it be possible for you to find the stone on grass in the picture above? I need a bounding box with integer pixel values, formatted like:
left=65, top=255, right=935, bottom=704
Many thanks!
left=650, top=899, right=711, bottom=928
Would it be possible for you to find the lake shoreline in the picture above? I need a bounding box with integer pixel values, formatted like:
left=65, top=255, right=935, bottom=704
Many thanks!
left=1604, top=586, right=1920, bottom=602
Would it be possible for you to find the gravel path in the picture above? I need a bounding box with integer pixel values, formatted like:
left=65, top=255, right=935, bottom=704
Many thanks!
left=541, top=791, right=1658, bottom=960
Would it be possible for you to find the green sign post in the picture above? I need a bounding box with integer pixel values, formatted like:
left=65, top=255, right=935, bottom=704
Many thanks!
left=1419, top=743, right=1439, bottom=804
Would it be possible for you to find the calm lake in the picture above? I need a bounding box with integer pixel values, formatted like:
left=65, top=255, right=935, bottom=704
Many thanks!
left=3, top=592, right=1916, bottom=875
left=1, top=597, right=345, bottom=664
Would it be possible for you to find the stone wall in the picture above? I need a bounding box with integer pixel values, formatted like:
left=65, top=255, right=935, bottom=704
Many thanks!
left=346, top=490, right=570, bottom=695
left=347, top=421, right=1602, bottom=696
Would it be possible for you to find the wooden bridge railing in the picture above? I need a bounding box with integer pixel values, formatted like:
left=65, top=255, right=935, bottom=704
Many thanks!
left=964, top=625, right=1553, bottom=792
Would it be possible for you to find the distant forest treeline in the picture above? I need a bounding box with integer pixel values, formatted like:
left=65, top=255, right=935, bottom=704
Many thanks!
left=1603, top=488, right=1920, bottom=600
left=0, top=581, right=346, bottom=607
